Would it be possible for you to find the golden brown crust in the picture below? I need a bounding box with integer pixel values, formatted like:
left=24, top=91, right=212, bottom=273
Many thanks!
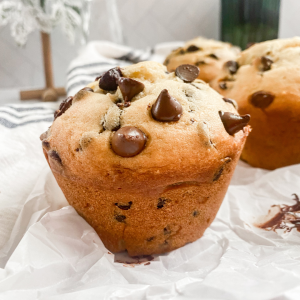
left=42, top=61, right=248, bottom=255
left=164, top=37, right=240, bottom=83
left=212, top=38, right=300, bottom=170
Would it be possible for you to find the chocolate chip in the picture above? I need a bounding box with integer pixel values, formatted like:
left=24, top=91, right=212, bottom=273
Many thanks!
left=42, top=140, right=50, bottom=149
left=147, top=236, right=155, bottom=242
left=179, top=48, right=185, bottom=55
left=54, top=96, right=73, bottom=120
left=49, top=150, right=62, bottom=164
left=223, top=97, right=238, bottom=109
left=99, top=67, right=122, bottom=91
left=193, top=210, right=199, bottom=217
left=219, top=111, right=250, bottom=135
left=186, top=45, right=201, bottom=52
left=260, top=56, right=273, bottom=71
left=118, top=77, right=144, bottom=102
left=208, top=53, right=218, bottom=60
left=81, top=87, right=94, bottom=92
left=151, top=89, right=182, bottom=122
left=164, top=227, right=171, bottom=235
left=175, top=64, right=200, bottom=83
left=115, top=201, right=132, bottom=210
left=219, top=82, right=227, bottom=90
left=213, top=157, right=232, bottom=181
left=111, top=126, right=147, bottom=157
left=157, top=198, right=167, bottom=209
left=250, top=91, right=275, bottom=109
left=225, top=60, right=239, bottom=75
left=195, top=61, right=206, bottom=66
left=115, top=215, right=126, bottom=222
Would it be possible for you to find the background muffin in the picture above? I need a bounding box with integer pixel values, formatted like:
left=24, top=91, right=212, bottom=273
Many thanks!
left=212, top=37, right=300, bottom=170
left=41, top=61, right=250, bottom=256
left=164, top=37, right=240, bottom=84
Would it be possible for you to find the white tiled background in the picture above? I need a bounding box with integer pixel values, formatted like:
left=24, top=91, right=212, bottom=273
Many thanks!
left=0, top=0, right=299, bottom=90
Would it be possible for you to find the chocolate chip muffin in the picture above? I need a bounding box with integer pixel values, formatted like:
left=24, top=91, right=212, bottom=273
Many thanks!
left=212, top=37, right=300, bottom=170
left=164, top=37, right=240, bottom=84
left=40, top=61, right=250, bottom=256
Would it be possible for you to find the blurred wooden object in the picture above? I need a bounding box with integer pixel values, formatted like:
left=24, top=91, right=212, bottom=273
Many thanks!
left=20, top=32, right=66, bottom=101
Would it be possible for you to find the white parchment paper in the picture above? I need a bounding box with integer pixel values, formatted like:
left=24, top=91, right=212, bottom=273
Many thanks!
left=1, top=111, right=300, bottom=299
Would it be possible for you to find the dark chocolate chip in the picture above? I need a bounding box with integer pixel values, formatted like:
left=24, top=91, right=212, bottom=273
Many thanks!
left=99, top=67, right=122, bottom=91
left=186, top=45, right=201, bottom=52
left=195, top=61, right=206, bottom=66
left=151, top=89, right=182, bottom=122
left=118, top=77, right=144, bottom=102
left=115, top=215, right=126, bottom=222
left=81, top=87, right=94, bottom=92
left=111, top=126, right=147, bottom=157
left=95, top=75, right=102, bottom=81
left=193, top=210, right=199, bottom=217
left=250, top=91, right=275, bottom=109
left=225, top=60, right=239, bottom=75
left=49, top=150, right=62, bottom=164
left=223, top=97, right=238, bottom=109
left=75, top=148, right=80, bottom=152
left=260, top=56, right=273, bottom=71
left=147, top=236, right=155, bottom=242
left=42, top=140, right=50, bottom=149
left=115, top=201, right=132, bottom=210
left=208, top=53, right=218, bottom=60
left=54, top=96, right=73, bottom=119
left=219, top=111, right=250, bottom=135
left=157, top=198, right=167, bottom=209
left=175, top=64, right=200, bottom=83
left=213, top=157, right=232, bottom=181
left=219, top=82, right=227, bottom=90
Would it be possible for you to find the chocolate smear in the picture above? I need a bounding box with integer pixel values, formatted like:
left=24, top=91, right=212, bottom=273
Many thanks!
left=223, top=97, right=238, bottom=109
left=80, top=87, right=94, bottom=92
left=99, top=67, right=122, bottom=91
left=208, top=53, right=218, bottom=60
left=115, top=215, right=126, bottom=222
left=258, top=194, right=300, bottom=232
left=186, top=45, right=201, bottom=52
left=213, top=157, right=232, bottom=181
left=54, top=96, right=73, bottom=120
left=250, top=91, right=275, bottom=109
left=151, top=89, right=182, bottom=122
left=219, top=82, right=227, bottom=90
left=115, top=201, right=132, bottom=210
left=260, top=56, right=273, bottom=71
left=111, top=126, right=147, bottom=157
left=225, top=60, right=239, bottom=75
left=118, top=77, right=144, bottom=103
left=175, top=64, right=200, bottom=83
left=219, top=111, right=250, bottom=135
left=49, top=150, right=62, bottom=164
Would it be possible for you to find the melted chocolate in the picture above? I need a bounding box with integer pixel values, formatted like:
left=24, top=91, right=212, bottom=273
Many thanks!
left=175, top=64, right=200, bottom=83
left=225, top=60, right=239, bottom=75
left=219, top=111, right=250, bottom=135
left=54, top=96, right=73, bottom=120
left=260, top=56, right=273, bottom=71
left=118, top=77, right=144, bottom=103
left=250, top=91, right=275, bottom=109
left=111, top=126, right=147, bottom=157
left=259, top=194, right=300, bottom=232
left=186, top=45, right=201, bottom=52
left=99, top=67, right=122, bottom=91
left=151, top=89, right=182, bottom=122
left=223, top=97, right=238, bottom=109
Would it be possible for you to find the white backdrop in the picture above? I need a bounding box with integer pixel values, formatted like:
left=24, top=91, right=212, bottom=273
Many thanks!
left=0, top=0, right=298, bottom=90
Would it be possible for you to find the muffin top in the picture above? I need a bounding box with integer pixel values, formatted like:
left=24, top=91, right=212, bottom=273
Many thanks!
left=164, top=37, right=240, bottom=83
left=212, top=37, right=300, bottom=110
left=41, top=61, right=249, bottom=187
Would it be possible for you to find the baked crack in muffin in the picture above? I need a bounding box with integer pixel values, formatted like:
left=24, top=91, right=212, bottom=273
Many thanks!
left=212, top=37, right=300, bottom=170
left=40, top=61, right=250, bottom=256
left=164, top=37, right=240, bottom=84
